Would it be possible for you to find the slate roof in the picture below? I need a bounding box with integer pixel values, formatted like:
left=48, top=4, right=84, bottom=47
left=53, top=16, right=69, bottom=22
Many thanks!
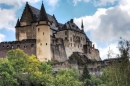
left=28, top=4, right=59, bottom=30
left=60, top=19, right=84, bottom=33
left=27, top=3, right=85, bottom=34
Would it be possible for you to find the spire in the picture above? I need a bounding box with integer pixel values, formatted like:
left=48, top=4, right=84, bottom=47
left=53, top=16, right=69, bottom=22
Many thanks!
left=81, top=19, right=84, bottom=31
left=25, top=1, right=29, bottom=7
left=39, top=1, right=49, bottom=21
left=15, top=18, right=20, bottom=27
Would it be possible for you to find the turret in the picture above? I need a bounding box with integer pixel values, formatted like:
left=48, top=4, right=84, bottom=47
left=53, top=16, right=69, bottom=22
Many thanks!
left=36, top=1, right=51, bottom=62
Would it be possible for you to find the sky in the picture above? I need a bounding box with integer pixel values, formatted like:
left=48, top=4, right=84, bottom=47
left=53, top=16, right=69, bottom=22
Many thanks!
left=0, top=0, right=130, bottom=60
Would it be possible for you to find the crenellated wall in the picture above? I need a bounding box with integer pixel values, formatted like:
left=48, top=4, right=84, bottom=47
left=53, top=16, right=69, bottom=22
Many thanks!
left=0, top=39, right=36, bottom=58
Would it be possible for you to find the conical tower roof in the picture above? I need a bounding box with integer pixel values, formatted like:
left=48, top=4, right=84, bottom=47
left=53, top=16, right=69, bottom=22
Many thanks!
left=39, top=1, right=49, bottom=21
left=15, top=19, right=20, bottom=27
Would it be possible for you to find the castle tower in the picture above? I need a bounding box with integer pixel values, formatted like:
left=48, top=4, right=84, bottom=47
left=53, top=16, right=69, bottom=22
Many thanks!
left=36, top=2, right=51, bottom=62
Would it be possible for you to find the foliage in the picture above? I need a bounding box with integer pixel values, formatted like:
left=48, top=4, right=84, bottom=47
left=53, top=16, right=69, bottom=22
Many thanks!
left=7, top=49, right=29, bottom=72
left=0, top=49, right=83, bottom=86
left=81, top=65, right=91, bottom=81
left=55, top=68, right=82, bottom=86
left=101, top=39, right=130, bottom=86
left=0, top=59, right=18, bottom=86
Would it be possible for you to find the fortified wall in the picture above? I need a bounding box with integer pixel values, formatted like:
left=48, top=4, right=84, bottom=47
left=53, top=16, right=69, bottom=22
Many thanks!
left=0, top=39, right=36, bottom=58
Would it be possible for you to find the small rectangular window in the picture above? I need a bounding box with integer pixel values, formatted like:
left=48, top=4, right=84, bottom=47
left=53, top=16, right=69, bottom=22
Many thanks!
left=38, top=28, right=40, bottom=31
left=65, top=31, right=67, bottom=35
left=46, top=43, right=47, bottom=45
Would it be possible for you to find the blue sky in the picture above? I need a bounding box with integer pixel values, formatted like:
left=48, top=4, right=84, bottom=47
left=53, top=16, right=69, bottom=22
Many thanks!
left=0, top=0, right=130, bottom=60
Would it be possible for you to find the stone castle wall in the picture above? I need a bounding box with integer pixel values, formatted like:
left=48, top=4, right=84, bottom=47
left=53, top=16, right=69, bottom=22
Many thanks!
left=0, top=39, right=36, bottom=58
left=51, top=38, right=67, bottom=62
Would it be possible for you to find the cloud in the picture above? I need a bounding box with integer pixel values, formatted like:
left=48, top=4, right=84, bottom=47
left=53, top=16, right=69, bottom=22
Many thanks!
left=75, top=0, right=130, bottom=43
left=92, top=7, right=130, bottom=42
left=73, top=0, right=89, bottom=6
left=45, top=0, right=59, bottom=9
left=99, top=42, right=119, bottom=60
left=94, top=0, right=118, bottom=6
left=0, top=0, right=40, bottom=31
left=0, top=8, right=16, bottom=31
left=74, top=8, right=106, bottom=31
left=0, top=34, right=5, bottom=42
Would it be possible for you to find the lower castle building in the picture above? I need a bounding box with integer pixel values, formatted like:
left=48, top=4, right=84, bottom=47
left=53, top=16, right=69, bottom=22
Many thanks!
left=0, top=2, right=101, bottom=62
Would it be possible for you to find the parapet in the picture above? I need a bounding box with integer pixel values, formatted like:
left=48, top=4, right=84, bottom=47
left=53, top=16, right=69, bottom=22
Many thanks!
left=0, top=39, right=36, bottom=49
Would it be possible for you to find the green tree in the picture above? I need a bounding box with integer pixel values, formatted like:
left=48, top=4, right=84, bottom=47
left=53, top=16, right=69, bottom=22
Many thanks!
left=7, top=49, right=29, bottom=72
left=0, top=59, right=18, bottom=86
left=101, top=39, right=130, bottom=86
left=55, top=68, right=82, bottom=86
left=81, top=65, right=91, bottom=85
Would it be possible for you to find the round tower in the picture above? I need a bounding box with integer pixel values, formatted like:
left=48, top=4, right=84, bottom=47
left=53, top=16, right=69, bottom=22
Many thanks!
left=36, top=2, right=51, bottom=62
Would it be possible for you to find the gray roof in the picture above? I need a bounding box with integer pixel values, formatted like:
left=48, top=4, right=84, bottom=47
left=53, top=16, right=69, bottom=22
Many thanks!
left=29, top=4, right=59, bottom=30
left=60, top=19, right=84, bottom=33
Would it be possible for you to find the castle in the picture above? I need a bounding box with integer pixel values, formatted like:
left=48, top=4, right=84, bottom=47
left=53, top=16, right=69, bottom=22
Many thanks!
left=0, top=2, right=101, bottom=62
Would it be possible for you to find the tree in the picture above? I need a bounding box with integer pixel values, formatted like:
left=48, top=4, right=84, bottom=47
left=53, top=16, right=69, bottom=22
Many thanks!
left=55, top=68, right=82, bottom=86
left=101, top=39, right=130, bottom=86
left=81, top=65, right=91, bottom=86
left=82, top=65, right=90, bottom=79
left=0, top=59, right=18, bottom=86
left=7, top=49, right=29, bottom=73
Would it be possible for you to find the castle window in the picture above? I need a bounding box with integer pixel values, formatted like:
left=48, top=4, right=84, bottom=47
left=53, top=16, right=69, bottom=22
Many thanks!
left=38, top=28, right=40, bottom=31
left=31, top=44, right=34, bottom=47
left=46, top=43, right=47, bottom=45
left=40, top=43, right=42, bottom=46
left=7, top=45, right=9, bottom=48
left=65, top=37, right=67, bottom=40
left=65, top=31, right=67, bottom=35
left=43, top=32, right=44, bottom=35
left=45, top=58, right=47, bottom=60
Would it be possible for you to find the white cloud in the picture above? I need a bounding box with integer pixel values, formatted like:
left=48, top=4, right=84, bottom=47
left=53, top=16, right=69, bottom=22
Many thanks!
left=74, top=8, right=106, bottom=31
left=73, top=0, right=89, bottom=6
left=45, top=0, right=59, bottom=9
left=98, top=42, right=119, bottom=60
left=0, top=34, right=5, bottom=42
left=0, top=8, right=16, bottom=31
